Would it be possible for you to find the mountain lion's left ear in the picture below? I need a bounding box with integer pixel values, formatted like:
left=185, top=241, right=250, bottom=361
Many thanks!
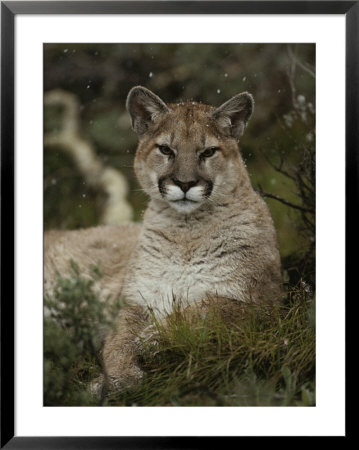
left=212, top=92, right=254, bottom=140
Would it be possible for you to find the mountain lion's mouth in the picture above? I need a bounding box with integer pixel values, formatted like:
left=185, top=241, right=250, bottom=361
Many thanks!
left=168, top=197, right=202, bottom=214
left=171, top=198, right=198, bottom=203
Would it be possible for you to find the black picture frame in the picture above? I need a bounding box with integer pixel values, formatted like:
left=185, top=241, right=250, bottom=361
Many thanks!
left=1, top=1, right=355, bottom=447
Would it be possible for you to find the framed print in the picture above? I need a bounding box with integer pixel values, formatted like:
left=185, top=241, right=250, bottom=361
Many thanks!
left=1, top=1, right=355, bottom=447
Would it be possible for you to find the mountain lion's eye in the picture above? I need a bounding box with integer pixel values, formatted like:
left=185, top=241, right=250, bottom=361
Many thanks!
left=201, top=147, right=219, bottom=158
left=157, top=145, right=174, bottom=156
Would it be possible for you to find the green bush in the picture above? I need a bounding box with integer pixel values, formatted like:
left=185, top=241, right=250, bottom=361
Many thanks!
left=44, top=261, right=121, bottom=406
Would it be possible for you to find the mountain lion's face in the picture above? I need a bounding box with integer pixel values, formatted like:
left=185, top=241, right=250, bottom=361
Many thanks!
left=127, top=87, right=254, bottom=214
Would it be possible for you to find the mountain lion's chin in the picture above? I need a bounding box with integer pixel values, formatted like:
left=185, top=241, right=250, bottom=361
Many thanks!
left=168, top=198, right=202, bottom=214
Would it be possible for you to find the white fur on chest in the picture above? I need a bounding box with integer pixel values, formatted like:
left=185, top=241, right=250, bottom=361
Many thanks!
left=125, top=256, right=222, bottom=316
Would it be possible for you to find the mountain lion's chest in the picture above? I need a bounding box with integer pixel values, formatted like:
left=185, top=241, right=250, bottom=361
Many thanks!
left=124, top=231, right=235, bottom=315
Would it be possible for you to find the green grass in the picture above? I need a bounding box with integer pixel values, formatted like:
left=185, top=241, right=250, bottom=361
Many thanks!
left=44, top=263, right=315, bottom=407
left=108, top=291, right=315, bottom=406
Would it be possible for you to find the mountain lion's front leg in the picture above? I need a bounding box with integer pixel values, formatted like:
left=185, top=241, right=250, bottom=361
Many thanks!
left=93, top=304, right=151, bottom=395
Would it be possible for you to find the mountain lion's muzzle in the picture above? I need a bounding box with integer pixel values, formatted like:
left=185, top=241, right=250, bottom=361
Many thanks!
left=158, top=176, right=213, bottom=213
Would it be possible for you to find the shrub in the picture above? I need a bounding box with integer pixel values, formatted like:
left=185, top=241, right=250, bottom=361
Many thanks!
left=44, top=261, right=121, bottom=406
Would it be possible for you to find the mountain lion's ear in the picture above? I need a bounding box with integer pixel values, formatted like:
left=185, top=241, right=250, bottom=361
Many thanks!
left=212, top=92, right=254, bottom=140
left=126, top=86, right=170, bottom=136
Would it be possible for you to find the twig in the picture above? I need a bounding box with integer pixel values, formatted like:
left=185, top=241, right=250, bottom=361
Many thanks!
left=288, top=46, right=315, bottom=79
left=257, top=185, right=315, bottom=214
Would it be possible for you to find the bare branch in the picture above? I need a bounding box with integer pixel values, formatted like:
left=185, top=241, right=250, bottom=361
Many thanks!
left=44, top=89, right=133, bottom=225
left=257, top=185, right=315, bottom=214
left=288, top=45, right=315, bottom=79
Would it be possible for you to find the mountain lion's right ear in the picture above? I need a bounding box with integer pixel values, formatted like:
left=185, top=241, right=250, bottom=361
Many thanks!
left=126, top=86, right=170, bottom=136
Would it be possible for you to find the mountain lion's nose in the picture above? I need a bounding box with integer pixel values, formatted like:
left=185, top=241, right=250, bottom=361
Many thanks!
left=172, top=178, right=198, bottom=193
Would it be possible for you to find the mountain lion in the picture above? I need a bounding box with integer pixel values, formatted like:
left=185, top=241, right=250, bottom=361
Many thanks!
left=44, top=86, right=282, bottom=393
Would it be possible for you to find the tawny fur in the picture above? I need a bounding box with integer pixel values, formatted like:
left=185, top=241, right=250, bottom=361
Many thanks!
left=44, top=224, right=141, bottom=298
left=44, top=86, right=282, bottom=394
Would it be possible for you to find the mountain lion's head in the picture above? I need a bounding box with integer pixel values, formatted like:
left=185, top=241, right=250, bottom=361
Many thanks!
left=127, top=86, right=254, bottom=214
